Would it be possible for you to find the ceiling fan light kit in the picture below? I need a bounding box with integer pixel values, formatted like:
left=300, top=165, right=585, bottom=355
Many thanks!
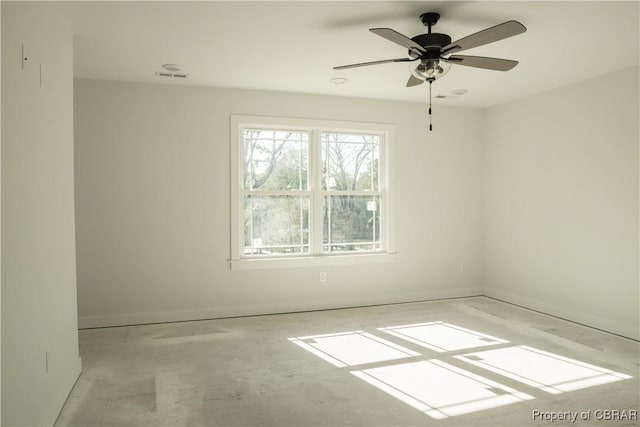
left=334, top=12, right=527, bottom=131
left=409, top=61, right=451, bottom=83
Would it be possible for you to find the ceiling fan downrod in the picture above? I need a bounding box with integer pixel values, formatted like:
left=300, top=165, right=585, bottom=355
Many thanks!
left=420, top=12, right=440, bottom=33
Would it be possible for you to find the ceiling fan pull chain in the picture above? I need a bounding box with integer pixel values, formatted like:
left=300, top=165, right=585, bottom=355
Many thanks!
left=428, top=78, right=433, bottom=131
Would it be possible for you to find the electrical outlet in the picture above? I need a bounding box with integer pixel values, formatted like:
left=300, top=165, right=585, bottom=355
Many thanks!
left=459, top=262, right=466, bottom=273
left=319, top=272, right=327, bottom=282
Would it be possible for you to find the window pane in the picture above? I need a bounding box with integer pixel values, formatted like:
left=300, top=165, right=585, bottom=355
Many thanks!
left=244, top=196, right=310, bottom=256
left=243, top=129, right=309, bottom=191
left=321, top=133, right=379, bottom=191
left=323, top=195, right=381, bottom=252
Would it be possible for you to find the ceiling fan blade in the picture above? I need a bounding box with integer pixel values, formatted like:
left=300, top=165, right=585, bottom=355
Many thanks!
left=370, top=28, right=426, bottom=53
left=333, top=57, right=414, bottom=70
left=406, top=74, right=423, bottom=87
left=441, top=21, right=526, bottom=55
left=444, top=55, right=519, bottom=71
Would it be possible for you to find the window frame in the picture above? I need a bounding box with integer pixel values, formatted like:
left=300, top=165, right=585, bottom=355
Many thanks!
left=230, top=115, right=396, bottom=270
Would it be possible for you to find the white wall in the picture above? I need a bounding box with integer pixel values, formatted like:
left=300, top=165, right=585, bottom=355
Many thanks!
left=0, top=3, right=3, bottom=423
left=483, top=66, right=639, bottom=340
left=74, top=79, right=484, bottom=328
left=1, top=2, right=81, bottom=426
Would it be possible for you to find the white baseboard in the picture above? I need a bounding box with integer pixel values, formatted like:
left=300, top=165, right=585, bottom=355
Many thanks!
left=78, top=287, right=483, bottom=328
left=484, top=287, right=639, bottom=341
left=78, top=287, right=637, bottom=340
left=40, top=356, right=82, bottom=427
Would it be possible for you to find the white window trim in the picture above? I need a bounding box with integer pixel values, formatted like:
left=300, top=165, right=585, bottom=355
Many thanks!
left=230, top=115, right=396, bottom=270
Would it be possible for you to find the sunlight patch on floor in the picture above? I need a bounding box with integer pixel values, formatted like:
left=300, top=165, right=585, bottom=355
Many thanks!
left=455, top=345, right=632, bottom=394
left=378, top=321, right=508, bottom=352
left=288, top=330, right=420, bottom=367
left=288, top=322, right=634, bottom=419
left=352, top=359, right=534, bottom=419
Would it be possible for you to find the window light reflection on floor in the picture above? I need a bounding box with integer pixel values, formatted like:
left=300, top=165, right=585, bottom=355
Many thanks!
left=352, top=359, right=534, bottom=419
left=378, top=321, right=508, bottom=352
left=288, top=330, right=420, bottom=367
left=288, top=324, right=634, bottom=420
left=455, top=345, right=633, bottom=394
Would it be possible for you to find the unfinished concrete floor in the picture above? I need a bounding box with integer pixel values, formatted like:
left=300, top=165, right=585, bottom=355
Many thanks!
left=55, top=297, right=639, bottom=426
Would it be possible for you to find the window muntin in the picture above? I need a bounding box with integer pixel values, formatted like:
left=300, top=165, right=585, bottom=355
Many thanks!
left=232, top=116, right=393, bottom=264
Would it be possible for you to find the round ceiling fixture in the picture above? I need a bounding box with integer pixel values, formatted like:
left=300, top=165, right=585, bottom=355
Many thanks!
left=451, top=89, right=469, bottom=95
left=330, top=77, right=349, bottom=85
left=162, top=64, right=182, bottom=72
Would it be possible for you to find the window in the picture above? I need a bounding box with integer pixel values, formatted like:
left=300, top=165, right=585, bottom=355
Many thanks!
left=230, top=116, right=395, bottom=269
left=321, top=132, right=382, bottom=253
left=243, top=129, right=310, bottom=256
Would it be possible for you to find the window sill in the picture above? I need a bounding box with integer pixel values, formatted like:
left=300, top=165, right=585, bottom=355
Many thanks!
left=229, top=252, right=397, bottom=271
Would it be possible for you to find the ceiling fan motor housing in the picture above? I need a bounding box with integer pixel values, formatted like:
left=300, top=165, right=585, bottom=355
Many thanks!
left=409, top=33, right=452, bottom=62
left=411, top=33, right=452, bottom=51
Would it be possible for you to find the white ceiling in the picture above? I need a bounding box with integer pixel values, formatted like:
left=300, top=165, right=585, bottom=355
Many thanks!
left=58, top=1, right=639, bottom=108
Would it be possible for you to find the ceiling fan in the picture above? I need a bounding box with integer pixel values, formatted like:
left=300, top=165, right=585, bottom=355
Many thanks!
left=334, top=13, right=527, bottom=130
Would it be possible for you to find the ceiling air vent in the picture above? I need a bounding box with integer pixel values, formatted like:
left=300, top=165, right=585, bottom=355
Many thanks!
left=155, top=71, right=189, bottom=79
